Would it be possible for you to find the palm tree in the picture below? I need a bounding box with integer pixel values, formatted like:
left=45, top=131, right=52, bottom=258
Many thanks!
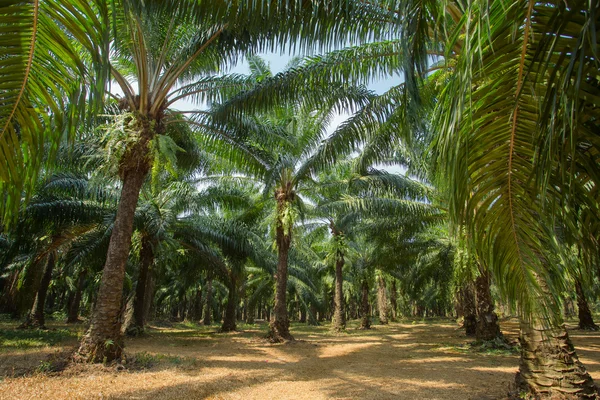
left=75, top=1, right=380, bottom=361
left=434, top=2, right=600, bottom=395
left=227, top=2, right=599, bottom=395
left=206, top=55, right=372, bottom=341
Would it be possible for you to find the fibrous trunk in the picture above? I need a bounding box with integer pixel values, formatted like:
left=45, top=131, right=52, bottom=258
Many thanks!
left=191, top=288, right=202, bottom=322
left=575, top=278, right=598, bottom=331
left=22, top=253, right=55, bottom=329
left=377, top=275, right=388, bottom=325
left=475, top=270, right=503, bottom=341
left=67, top=271, right=85, bottom=323
left=221, top=275, right=237, bottom=332
left=516, top=317, right=598, bottom=398
left=332, top=252, right=345, bottom=332
left=462, top=281, right=477, bottom=336
left=203, top=278, right=212, bottom=325
left=359, top=279, right=371, bottom=329
left=127, top=236, right=154, bottom=336
left=268, top=196, right=294, bottom=342
left=390, top=279, right=398, bottom=321
left=77, top=135, right=151, bottom=362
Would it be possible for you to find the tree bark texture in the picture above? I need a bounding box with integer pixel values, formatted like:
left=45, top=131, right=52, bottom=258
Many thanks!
left=221, top=274, right=237, bottom=332
left=461, top=281, right=477, bottom=336
left=67, top=271, right=86, bottom=323
left=191, top=288, right=203, bottom=322
left=377, top=275, right=389, bottom=325
left=332, top=252, right=346, bottom=332
left=78, top=136, right=151, bottom=362
left=22, top=253, right=55, bottom=329
left=475, top=271, right=502, bottom=341
left=126, top=236, right=154, bottom=336
left=359, top=279, right=371, bottom=329
left=390, top=279, right=398, bottom=321
left=575, top=278, right=598, bottom=331
left=516, top=318, right=599, bottom=398
left=268, top=194, right=294, bottom=342
left=203, top=278, right=213, bottom=325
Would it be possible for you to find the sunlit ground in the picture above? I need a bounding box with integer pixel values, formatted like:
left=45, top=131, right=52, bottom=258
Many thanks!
left=1, top=318, right=599, bottom=400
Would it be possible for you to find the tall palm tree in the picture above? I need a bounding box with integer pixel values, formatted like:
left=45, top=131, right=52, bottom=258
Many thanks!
left=206, top=55, right=372, bottom=341
left=76, top=1, right=380, bottom=361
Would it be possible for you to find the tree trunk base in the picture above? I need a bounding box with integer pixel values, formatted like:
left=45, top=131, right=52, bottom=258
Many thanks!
left=464, top=315, right=477, bottom=336
left=516, top=323, right=599, bottom=399
left=267, top=319, right=294, bottom=343
left=358, top=317, right=371, bottom=330
left=578, top=322, right=600, bottom=331
left=77, top=334, right=124, bottom=363
left=18, top=319, right=46, bottom=330
left=476, top=311, right=503, bottom=341
left=125, top=324, right=145, bottom=337
left=220, top=321, right=237, bottom=333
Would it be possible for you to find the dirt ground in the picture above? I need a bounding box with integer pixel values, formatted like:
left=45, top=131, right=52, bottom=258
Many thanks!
left=1, top=319, right=599, bottom=400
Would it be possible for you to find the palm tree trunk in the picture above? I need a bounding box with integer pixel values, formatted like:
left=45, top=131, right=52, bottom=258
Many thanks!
left=77, top=142, right=151, bottom=362
left=359, top=278, right=371, bottom=329
left=332, top=252, right=346, bottom=332
left=191, top=288, right=203, bottom=322
left=299, top=306, right=307, bottom=323
left=377, top=275, right=389, bottom=325
left=575, top=278, right=598, bottom=331
left=221, top=274, right=237, bottom=332
left=203, top=278, right=212, bottom=325
left=128, top=236, right=154, bottom=336
left=462, top=281, right=477, bottom=336
left=516, top=317, right=598, bottom=398
left=390, top=279, right=398, bottom=321
left=67, top=271, right=85, bottom=323
left=268, top=207, right=294, bottom=342
left=23, top=253, right=55, bottom=329
left=475, top=270, right=503, bottom=341
left=246, top=300, right=255, bottom=324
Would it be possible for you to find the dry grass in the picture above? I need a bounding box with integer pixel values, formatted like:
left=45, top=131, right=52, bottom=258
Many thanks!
left=1, top=319, right=599, bottom=400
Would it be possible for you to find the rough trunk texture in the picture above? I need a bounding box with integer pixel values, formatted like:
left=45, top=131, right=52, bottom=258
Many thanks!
left=475, top=271, right=503, bottom=341
left=144, top=272, right=155, bottom=323
left=390, top=279, right=398, bottom=321
left=299, top=307, right=307, bottom=323
left=308, top=304, right=319, bottom=326
left=268, top=195, right=294, bottom=342
left=575, top=279, right=599, bottom=331
left=246, top=301, right=255, bottom=324
left=462, top=282, right=477, bottom=337
left=221, top=275, right=237, bottom=332
left=127, top=236, right=154, bottom=336
left=359, top=279, right=371, bottom=329
left=22, top=253, right=55, bottom=329
left=377, top=275, right=389, bottom=325
left=67, top=271, right=85, bottom=323
left=203, top=278, right=212, bottom=326
left=77, top=136, right=151, bottom=362
left=332, top=252, right=346, bottom=332
left=191, top=288, right=203, bottom=322
left=516, top=318, right=599, bottom=398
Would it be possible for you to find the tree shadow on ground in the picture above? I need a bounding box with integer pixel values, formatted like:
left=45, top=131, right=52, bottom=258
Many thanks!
left=113, top=322, right=518, bottom=400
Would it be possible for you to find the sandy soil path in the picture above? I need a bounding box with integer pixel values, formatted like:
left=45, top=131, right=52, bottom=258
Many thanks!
left=1, top=320, right=598, bottom=400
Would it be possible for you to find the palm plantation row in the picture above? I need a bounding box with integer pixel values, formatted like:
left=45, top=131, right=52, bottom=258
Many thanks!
left=1, top=0, right=599, bottom=398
